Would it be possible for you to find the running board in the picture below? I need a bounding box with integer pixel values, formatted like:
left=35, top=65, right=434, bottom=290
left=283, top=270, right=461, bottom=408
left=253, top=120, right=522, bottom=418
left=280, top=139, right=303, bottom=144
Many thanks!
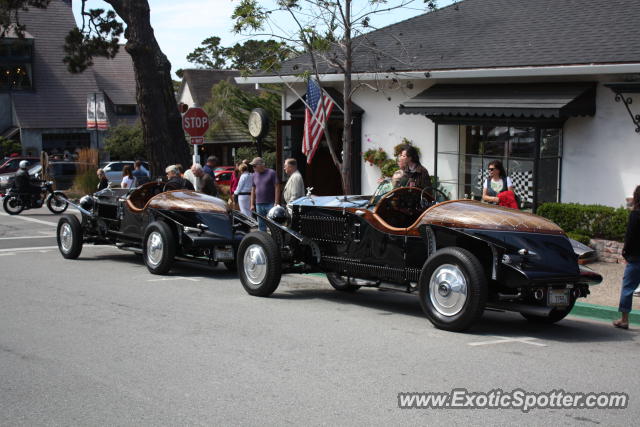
left=116, top=245, right=142, bottom=254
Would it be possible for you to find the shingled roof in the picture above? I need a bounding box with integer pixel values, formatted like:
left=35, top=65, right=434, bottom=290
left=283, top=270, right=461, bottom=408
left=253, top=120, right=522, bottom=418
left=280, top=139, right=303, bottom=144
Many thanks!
left=11, top=0, right=100, bottom=129
left=93, top=48, right=137, bottom=106
left=268, top=0, right=640, bottom=76
left=9, top=0, right=137, bottom=130
left=179, top=69, right=245, bottom=106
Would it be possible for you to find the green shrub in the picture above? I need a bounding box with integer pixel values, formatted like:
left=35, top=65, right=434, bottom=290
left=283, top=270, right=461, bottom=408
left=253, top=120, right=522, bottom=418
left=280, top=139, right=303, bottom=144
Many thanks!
left=565, top=231, right=591, bottom=245
left=537, top=202, right=628, bottom=242
left=72, top=169, right=99, bottom=196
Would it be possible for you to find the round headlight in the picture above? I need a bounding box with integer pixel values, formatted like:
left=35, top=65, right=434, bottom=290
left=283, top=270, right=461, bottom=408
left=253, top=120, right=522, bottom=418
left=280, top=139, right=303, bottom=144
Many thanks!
left=79, top=195, right=95, bottom=212
left=267, top=205, right=290, bottom=225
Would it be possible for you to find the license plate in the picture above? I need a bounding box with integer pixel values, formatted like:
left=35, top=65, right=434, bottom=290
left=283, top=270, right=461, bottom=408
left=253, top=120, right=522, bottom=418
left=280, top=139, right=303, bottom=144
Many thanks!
left=547, top=288, right=570, bottom=307
left=215, top=246, right=234, bottom=261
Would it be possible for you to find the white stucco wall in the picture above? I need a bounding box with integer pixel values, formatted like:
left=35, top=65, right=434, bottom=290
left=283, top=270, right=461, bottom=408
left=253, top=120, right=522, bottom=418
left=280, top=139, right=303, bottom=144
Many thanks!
left=563, top=82, right=640, bottom=207
left=284, top=77, right=640, bottom=205
left=178, top=83, right=195, bottom=107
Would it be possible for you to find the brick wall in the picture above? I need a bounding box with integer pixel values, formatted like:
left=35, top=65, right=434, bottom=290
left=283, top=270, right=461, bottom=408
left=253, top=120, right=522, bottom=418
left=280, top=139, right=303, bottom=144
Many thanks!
left=590, top=239, right=625, bottom=263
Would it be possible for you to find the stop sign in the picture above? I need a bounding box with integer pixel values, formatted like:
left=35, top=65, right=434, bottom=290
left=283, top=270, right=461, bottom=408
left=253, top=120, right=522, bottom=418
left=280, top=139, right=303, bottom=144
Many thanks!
left=182, top=107, right=209, bottom=137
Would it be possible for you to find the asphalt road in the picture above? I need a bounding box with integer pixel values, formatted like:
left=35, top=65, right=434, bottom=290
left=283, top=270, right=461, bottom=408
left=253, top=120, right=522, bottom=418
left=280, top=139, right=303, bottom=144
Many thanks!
left=1, top=209, right=639, bottom=425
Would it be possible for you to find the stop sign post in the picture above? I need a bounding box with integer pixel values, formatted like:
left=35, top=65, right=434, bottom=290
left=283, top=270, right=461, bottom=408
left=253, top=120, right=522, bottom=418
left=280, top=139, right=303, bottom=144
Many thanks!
left=182, top=107, right=210, bottom=164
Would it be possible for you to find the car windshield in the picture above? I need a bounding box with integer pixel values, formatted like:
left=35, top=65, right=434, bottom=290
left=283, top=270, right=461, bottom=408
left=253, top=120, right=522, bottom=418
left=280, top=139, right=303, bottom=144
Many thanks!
left=368, top=178, right=394, bottom=206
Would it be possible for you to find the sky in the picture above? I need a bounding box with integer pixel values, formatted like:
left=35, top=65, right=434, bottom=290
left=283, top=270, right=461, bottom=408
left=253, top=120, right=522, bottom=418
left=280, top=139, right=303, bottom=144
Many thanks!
left=72, top=0, right=455, bottom=78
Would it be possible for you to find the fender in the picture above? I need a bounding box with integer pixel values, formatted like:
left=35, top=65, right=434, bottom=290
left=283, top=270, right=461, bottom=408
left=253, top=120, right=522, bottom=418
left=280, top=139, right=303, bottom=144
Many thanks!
left=255, top=212, right=321, bottom=265
left=420, top=224, right=507, bottom=281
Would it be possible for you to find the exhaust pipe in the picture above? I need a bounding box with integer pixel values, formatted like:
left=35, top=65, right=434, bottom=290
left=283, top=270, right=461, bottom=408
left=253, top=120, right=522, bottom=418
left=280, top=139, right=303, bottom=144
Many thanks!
left=488, top=301, right=553, bottom=317
left=534, top=289, right=544, bottom=301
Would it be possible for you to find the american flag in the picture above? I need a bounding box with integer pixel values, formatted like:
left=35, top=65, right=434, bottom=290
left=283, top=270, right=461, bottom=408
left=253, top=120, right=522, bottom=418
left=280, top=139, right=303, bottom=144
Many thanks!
left=302, top=78, right=335, bottom=164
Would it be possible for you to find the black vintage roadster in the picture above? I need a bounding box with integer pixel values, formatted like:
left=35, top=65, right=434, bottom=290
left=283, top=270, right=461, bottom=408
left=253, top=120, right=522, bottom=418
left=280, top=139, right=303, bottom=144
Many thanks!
left=56, top=182, right=255, bottom=274
left=236, top=185, right=602, bottom=331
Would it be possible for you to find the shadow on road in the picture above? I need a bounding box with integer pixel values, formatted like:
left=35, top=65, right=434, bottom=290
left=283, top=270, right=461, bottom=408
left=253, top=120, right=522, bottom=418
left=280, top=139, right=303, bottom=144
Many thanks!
left=273, top=282, right=636, bottom=343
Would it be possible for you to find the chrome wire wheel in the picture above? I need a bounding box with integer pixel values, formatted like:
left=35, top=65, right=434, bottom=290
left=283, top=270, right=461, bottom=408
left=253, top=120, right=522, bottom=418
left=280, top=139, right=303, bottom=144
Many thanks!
left=59, top=222, right=73, bottom=253
left=243, top=243, right=267, bottom=287
left=146, top=231, right=164, bottom=268
left=429, top=263, right=468, bottom=316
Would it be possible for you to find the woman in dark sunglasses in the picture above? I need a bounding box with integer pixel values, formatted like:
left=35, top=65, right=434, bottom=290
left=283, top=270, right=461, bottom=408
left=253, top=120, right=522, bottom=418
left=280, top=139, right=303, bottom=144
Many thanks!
left=482, top=160, right=514, bottom=205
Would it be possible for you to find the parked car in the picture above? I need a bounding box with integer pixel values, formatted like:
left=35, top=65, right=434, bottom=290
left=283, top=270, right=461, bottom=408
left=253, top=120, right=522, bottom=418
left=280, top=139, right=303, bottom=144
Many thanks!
left=47, top=162, right=95, bottom=190
left=214, top=170, right=234, bottom=187
left=214, top=166, right=235, bottom=172
left=101, top=161, right=150, bottom=183
left=0, top=156, right=39, bottom=174
left=236, top=184, right=603, bottom=332
left=56, top=182, right=257, bottom=274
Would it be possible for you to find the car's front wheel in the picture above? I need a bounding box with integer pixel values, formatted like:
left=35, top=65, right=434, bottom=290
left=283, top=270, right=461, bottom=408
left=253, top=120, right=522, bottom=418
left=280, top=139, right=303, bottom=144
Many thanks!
left=57, top=214, right=83, bottom=259
left=143, top=221, right=176, bottom=274
left=418, top=247, right=487, bottom=332
left=237, top=231, right=281, bottom=297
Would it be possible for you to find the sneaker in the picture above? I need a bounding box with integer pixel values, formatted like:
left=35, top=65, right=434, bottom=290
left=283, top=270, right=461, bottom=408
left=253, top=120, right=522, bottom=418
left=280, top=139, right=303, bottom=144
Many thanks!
left=634, top=290, right=640, bottom=297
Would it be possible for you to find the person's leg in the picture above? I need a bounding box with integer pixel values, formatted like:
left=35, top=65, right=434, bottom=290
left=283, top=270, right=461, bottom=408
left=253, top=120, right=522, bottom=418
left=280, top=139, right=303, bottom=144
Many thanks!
left=256, top=203, right=273, bottom=231
left=238, top=195, right=251, bottom=217
left=616, top=261, right=640, bottom=326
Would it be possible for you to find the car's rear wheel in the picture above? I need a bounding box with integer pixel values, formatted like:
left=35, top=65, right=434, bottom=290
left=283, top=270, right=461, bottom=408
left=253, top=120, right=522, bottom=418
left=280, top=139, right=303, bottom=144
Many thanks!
left=143, top=221, right=176, bottom=274
left=3, top=195, right=24, bottom=215
left=326, top=272, right=360, bottom=292
left=418, top=247, right=487, bottom=332
left=521, top=298, right=576, bottom=324
left=57, top=214, right=83, bottom=259
left=237, top=231, right=281, bottom=296
left=46, top=192, right=68, bottom=214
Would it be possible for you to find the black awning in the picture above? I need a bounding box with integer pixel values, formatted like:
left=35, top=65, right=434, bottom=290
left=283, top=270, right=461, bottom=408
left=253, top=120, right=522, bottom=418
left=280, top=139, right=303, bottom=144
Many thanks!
left=399, top=82, right=596, bottom=121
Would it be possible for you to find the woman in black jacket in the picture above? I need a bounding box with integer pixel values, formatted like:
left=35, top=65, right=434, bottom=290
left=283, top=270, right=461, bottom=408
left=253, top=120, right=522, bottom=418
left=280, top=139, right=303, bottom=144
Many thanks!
left=613, top=185, right=640, bottom=329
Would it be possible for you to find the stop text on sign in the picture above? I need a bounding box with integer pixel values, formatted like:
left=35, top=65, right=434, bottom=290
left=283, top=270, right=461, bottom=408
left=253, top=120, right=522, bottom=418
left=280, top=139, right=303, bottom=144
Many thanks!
left=183, top=116, right=208, bottom=128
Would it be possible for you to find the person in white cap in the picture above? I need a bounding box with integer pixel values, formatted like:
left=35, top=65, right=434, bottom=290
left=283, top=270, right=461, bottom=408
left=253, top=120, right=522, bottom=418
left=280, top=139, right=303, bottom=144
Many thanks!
left=249, top=157, right=280, bottom=231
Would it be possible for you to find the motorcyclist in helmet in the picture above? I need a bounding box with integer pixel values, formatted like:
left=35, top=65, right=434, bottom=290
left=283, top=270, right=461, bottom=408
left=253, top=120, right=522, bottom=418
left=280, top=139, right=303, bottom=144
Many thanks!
left=14, top=160, right=42, bottom=202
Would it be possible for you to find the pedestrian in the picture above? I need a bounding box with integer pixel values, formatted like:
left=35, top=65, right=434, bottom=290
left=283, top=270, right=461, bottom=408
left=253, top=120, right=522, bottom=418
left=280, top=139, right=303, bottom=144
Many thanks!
left=482, top=160, right=515, bottom=205
left=191, top=163, right=218, bottom=196
left=613, top=185, right=640, bottom=329
left=229, top=162, right=241, bottom=208
left=203, top=155, right=218, bottom=178
left=282, top=158, right=305, bottom=204
left=397, top=144, right=431, bottom=190
left=164, top=164, right=194, bottom=191
left=121, top=165, right=135, bottom=189
left=132, top=160, right=150, bottom=185
left=96, top=168, right=109, bottom=191
left=234, top=163, right=253, bottom=217
left=250, top=157, right=281, bottom=231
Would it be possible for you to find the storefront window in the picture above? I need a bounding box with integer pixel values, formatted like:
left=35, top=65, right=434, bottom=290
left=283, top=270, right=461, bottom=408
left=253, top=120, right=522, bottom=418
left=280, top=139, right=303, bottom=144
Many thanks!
left=435, top=124, right=562, bottom=211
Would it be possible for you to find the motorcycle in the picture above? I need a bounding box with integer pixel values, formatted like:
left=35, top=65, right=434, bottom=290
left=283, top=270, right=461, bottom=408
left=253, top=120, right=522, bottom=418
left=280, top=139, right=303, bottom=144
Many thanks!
left=2, top=181, right=68, bottom=215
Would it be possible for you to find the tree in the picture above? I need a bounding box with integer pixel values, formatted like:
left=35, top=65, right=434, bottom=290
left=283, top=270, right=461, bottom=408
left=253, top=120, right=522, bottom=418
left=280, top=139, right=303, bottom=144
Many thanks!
left=1, top=0, right=190, bottom=175
left=232, top=0, right=438, bottom=194
left=184, top=37, right=294, bottom=74
left=203, top=79, right=280, bottom=152
left=0, top=137, right=22, bottom=158
left=103, top=121, right=145, bottom=160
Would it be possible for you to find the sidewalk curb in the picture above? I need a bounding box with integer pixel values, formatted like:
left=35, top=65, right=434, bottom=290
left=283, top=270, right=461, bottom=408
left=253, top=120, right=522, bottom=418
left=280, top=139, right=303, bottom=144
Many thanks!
left=570, top=302, right=640, bottom=325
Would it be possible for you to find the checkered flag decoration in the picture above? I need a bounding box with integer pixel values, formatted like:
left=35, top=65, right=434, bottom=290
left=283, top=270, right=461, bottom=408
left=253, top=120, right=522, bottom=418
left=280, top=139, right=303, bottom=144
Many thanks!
left=477, top=169, right=534, bottom=204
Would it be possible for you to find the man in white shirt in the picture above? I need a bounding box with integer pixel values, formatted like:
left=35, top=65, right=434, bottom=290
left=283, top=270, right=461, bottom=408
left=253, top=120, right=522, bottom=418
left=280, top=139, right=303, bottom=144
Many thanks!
left=282, top=158, right=305, bottom=204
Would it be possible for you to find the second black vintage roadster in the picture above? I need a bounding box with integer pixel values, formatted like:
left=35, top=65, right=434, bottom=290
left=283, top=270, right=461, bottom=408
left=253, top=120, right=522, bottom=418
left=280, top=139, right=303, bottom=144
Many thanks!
left=56, top=182, right=255, bottom=274
left=236, top=185, right=602, bottom=331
